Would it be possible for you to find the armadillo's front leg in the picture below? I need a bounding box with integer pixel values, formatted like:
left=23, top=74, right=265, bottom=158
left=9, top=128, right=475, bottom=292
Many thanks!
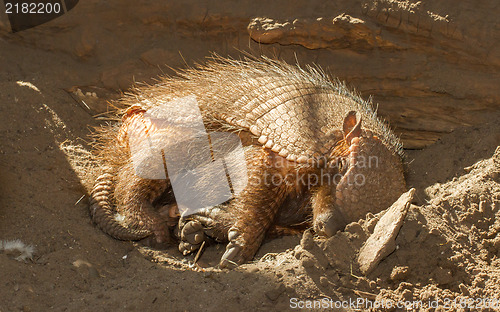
left=177, top=147, right=292, bottom=265
left=219, top=147, right=290, bottom=268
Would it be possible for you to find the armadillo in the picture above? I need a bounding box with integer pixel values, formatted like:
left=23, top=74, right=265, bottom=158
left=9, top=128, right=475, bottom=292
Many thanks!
left=89, top=56, right=406, bottom=267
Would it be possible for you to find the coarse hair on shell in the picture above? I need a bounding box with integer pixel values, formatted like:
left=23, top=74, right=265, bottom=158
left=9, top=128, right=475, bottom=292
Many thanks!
left=101, top=55, right=404, bottom=169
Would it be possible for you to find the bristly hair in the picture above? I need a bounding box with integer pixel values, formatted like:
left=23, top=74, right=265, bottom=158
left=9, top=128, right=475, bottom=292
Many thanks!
left=113, top=54, right=404, bottom=158
left=91, top=54, right=404, bottom=176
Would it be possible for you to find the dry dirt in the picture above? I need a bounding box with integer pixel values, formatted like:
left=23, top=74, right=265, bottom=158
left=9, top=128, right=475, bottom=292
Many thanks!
left=1, top=1, right=499, bottom=311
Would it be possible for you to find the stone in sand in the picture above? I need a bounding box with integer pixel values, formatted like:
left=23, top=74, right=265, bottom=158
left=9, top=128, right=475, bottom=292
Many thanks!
left=358, top=188, right=415, bottom=275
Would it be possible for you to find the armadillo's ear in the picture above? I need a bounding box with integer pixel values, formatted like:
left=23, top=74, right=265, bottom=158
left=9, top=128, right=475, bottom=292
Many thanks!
left=343, top=111, right=362, bottom=145
left=343, top=111, right=357, bottom=135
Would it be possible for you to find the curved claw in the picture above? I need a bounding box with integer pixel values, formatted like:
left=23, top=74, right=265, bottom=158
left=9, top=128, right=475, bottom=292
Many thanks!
left=220, top=242, right=242, bottom=268
left=179, top=241, right=201, bottom=256
left=219, top=227, right=264, bottom=268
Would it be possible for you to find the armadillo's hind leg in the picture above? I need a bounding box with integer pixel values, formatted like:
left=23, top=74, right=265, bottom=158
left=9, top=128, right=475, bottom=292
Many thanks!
left=90, top=164, right=174, bottom=243
left=113, top=162, right=174, bottom=243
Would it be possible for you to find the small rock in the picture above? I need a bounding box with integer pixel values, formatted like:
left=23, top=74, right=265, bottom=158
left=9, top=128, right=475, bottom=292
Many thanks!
left=459, top=283, right=470, bottom=296
left=345, top=222, right=365, bottom=240
left=300, top=229, right=315, bottom=251
left=390, top=266, right=409, bottom=281
left=479, top=200, right=487, bottom=213
left=73, top=259, right=100, bottom=279
left=358, top=188, right=415, bottom=275
left=294, top=249, right=302, bottom=260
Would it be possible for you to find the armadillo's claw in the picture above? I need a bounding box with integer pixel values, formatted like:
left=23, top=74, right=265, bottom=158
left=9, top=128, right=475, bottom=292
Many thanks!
left=220, top=242, right=242, bottom=268
left=219, top=227, right=263, bottom=268
left=179, top=241, right=201, bottom=255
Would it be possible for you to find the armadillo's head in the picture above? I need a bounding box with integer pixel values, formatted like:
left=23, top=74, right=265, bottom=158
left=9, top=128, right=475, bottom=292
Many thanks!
left=313, top=111, right=406, bottom=237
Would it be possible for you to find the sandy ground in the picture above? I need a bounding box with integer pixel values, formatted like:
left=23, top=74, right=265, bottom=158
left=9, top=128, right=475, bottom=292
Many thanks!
left=1, top=1, right=499, bottom=311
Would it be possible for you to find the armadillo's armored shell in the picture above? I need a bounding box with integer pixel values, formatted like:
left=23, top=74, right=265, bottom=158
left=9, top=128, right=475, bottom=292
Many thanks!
left=118, top=57, right=403, bottom=164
